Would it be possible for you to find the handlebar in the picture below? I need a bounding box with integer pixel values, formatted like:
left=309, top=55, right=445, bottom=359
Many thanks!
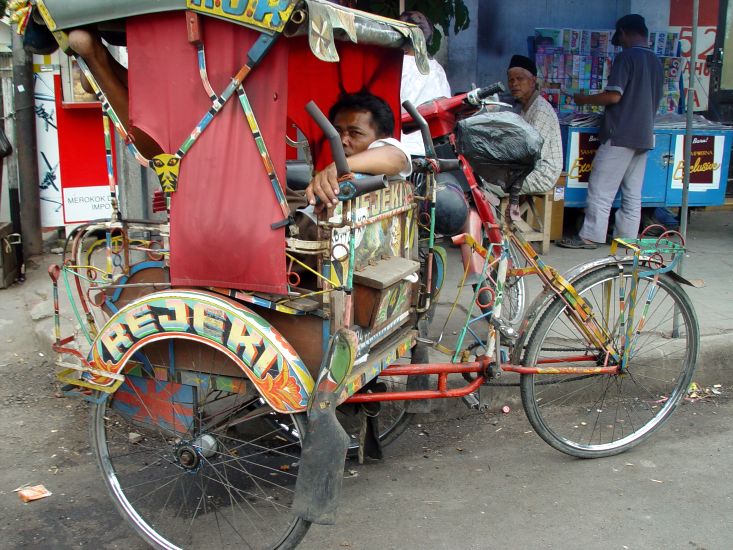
left=336, top=175, right=389, bottom=200
left=400, top=82, right=508, bottom=137
left=401, top=100, right=436, bottom=158
left=473, top=82, right=506, bottom=101
left=305, top=100, right=389, bottom=203
left=305, top=101, right=349, bottom=177
left=411, top=157, right=461, bottom=174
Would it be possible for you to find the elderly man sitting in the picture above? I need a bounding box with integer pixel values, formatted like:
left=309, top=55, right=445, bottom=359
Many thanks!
left=501, top=54, right=563, bottom=196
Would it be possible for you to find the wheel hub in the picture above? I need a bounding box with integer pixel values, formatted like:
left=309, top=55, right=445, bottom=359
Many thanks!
left=175, top=434, right=218, bottom=471
left=176, top=444, right=201, bottom=470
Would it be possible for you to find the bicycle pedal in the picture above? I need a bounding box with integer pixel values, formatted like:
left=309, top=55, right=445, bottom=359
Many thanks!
left=478, top=385, right=491, bottom=412
left=462, top=392, right=479, bottom=410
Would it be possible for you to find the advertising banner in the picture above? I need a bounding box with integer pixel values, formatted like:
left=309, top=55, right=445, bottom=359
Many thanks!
left=565, top=131, right=601, bottom=188
left=670, top=134, right=725, bottom=190
left=34, top=66, right=64, bottom=227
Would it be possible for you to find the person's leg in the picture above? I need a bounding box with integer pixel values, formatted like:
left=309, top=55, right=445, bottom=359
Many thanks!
left=68, top=29, right=161, bottom=158
left=613, top=150, right=648, bottom=239
left=579, top=143, right=635, bottom=243
left=68, top=30, right=130, bottom=125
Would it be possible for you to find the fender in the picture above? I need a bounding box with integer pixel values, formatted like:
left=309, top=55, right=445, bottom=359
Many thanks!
left=510, top=255, right=700, bottom=365
left=87, top=289, right=314, bottom=413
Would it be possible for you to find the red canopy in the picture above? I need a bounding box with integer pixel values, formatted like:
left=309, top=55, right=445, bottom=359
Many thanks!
left=127, top=12, right=402, bottom=294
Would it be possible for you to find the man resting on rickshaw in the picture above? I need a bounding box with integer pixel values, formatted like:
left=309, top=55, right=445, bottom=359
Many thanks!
left=303, top=92, right=411, bottom=210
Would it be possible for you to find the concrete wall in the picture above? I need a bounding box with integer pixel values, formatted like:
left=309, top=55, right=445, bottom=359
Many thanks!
left=446, top=0, right=672, bottom=93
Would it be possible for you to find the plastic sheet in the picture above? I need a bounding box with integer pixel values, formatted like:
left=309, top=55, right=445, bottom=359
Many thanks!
left=455, top=111, right=543, bottom=199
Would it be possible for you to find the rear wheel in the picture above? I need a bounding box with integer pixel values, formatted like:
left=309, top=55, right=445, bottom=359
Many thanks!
left=520, top=265, right=699, bottom=458
left=90, top=339, right=310, bottom=549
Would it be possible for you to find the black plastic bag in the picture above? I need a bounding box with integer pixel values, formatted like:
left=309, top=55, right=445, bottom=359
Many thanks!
left=455, top=111, right=543, bottom=198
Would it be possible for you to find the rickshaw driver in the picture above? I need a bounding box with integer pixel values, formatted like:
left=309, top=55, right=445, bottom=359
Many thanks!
left=304, top=92, right=412, bottom=212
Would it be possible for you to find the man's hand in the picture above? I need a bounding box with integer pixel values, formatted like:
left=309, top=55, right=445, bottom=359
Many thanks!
left=573, top=92, right=588, bottom=106
left=573, top=90, right=621, bottom=107
left=305, top=162, right=340, bottom=212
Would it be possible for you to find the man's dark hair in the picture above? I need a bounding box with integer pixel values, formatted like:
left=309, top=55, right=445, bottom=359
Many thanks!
left=612, top=14, right=648, bottom=46
left=328, top=92, right=395, bottom=138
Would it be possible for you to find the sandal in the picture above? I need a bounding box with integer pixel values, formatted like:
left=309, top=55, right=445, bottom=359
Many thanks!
left=557, top=235, right=598, bottom=249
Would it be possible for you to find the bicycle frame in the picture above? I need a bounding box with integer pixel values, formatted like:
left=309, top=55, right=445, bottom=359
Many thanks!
left=347, top=102, right=689, bottom=406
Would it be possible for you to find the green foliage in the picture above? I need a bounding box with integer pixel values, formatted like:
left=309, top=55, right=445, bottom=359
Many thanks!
left=357, top=0, right=470, bottom=54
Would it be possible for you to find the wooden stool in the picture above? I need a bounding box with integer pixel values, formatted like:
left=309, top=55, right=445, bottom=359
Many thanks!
left=500, top=190, right=553, bottom=254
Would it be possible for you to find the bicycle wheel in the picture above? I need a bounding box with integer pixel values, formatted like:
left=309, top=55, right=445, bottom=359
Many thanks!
left=90, top=339, right=310, bottom=549
left=503, top=239, right=527, bottom=326
left=520, top=265, right=699, bottom=458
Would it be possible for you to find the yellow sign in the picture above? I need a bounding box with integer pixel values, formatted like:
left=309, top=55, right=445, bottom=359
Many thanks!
left=186, top=0, right=296, bottom=33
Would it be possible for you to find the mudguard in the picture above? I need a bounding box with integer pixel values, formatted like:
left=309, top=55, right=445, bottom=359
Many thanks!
left=87, top=289, right=314, bottom=413
left=293, top=329, right=357, bottom=524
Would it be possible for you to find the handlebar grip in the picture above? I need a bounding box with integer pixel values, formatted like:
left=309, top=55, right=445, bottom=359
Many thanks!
left=411, top=158, right=461, bottom=174
left=305, top=101, right=349, bottom=177
left=476, top=82, right=506, bottom=99
left=338, top=174, right=389, bottom=201
left=401, top=100, right=436, bottom=158
left=437, top=159, right=460, bottom=171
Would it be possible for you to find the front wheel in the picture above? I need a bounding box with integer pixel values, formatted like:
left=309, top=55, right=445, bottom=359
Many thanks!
left=520, top=265, right=699, bottom=458
left=90, top=339, right=310, bottom=549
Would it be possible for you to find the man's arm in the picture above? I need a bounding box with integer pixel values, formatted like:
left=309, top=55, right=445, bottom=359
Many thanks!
left=573, top=90, right=621, bottom=106
left=305, top=145, right=409, bottom=207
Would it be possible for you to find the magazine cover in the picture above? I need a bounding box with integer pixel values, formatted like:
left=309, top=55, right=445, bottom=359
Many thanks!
left=534, top=28, right=564, bottom=52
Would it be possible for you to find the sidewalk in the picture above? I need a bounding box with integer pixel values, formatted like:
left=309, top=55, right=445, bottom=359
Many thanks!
left=7, top=209, right=733, bottom=388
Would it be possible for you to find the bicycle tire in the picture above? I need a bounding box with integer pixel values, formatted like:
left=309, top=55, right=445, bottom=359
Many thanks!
left=520, top=265, right=699, bottom=458
left=90, top=338, right=311, bottom=549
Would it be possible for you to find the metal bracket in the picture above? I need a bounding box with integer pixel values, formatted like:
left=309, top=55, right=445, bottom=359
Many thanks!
left=2, top=233, right=21, bottom=254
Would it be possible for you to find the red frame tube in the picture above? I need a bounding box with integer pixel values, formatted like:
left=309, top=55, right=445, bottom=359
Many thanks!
left=345, top=374, right=485, bottom=403
left=343, top=357, right=619, bottom=404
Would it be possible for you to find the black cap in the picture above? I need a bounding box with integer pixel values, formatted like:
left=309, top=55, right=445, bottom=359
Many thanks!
left=508, top=54, right=537, bottom=76
left=611, top=14, right=648, bottom=46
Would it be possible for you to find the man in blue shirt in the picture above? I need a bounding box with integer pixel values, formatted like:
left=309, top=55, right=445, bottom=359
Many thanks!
left=558, top=14, right=663, bottom=249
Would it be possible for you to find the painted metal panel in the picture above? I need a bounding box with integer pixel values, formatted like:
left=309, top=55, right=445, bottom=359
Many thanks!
left=563, top=127, right=669, bottom=208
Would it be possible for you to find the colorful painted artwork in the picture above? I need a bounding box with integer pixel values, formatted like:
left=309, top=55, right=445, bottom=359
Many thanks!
left=330, top=180, right=414, bottom=282
left=112, top=375, right=195, bottom=434
left=187, top=0, right=297, bottom=33
left=89, top=290, right=314, bottom=412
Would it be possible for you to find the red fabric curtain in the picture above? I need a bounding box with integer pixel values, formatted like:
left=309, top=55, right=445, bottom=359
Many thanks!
left=286, top=38, right=403, bottom=169
left=128, top=13, right=289, bottom=294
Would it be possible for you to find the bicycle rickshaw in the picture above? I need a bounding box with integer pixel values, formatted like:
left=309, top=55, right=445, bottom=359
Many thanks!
left=15, top=1, right=700, bottom=548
